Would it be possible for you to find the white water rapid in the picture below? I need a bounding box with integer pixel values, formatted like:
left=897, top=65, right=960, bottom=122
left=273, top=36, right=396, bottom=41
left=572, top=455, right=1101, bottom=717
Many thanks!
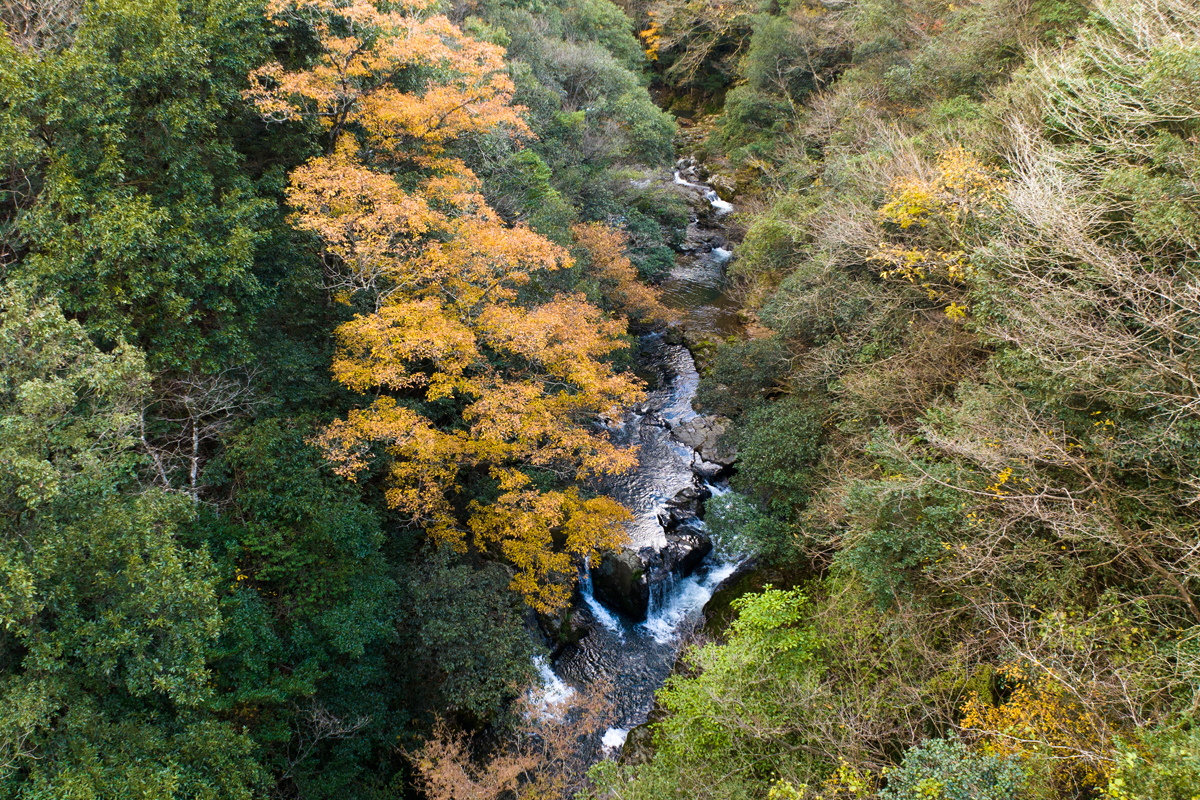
left=544, top=167, right=746, bottom=759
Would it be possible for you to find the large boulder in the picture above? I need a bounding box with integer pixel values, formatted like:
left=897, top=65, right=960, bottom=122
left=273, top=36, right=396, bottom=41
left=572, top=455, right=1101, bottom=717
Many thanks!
left=620, top=722, right=656, bottom=765
left=590, top=548, right=651, bottom=621
left=670, top=415, right=737, bottom=467
left=537, top=604, right=591, bottom=660
left=662, top=525, right=713, bottom=577
left=666, top=484, right=712, bottom=516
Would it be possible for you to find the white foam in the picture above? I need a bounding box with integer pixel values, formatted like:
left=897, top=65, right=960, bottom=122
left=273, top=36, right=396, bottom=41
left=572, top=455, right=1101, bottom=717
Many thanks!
left=601, top=727, right=630, bottom=752
left=642, top=560, right=742, bottom=644
left=673, top=170, right=701, bottom=189
left=530, top=655, right=575, bottom=718
left=710, top=197, right=735, bottom=217
left=712, top=247, right=733, bottom=264
left=584, top=591, right=625, bottom=636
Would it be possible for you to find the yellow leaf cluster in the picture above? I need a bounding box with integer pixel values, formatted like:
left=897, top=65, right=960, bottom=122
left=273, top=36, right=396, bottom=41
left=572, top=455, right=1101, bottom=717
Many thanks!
left=878, top=147, right=1006, bottom=231
left=639, top=15, right=662, bottom=60
left=572, top=223, right=674, bottom=326
left=872, top=147, right=1004, bottom=319
left=469, top=488, right=630, bottom=614
left=257, top=0, right=645, bottom=611
left=244, top=0, right=528, bottom=154
left=961, top=665, right=1113, bottom=793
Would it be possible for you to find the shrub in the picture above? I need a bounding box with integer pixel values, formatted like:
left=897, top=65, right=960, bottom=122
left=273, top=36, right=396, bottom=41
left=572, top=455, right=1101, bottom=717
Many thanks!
left=733, top=395, right=827, bottom=516
left=1106, top=727, right=1200, bottom=800
left=706, top=492, right=795, bottom=563
left=839, top=451, right=966, bottom=607
left=881, top=735, right=1026, bottom=800
left=696, top=335, right=790, bottom=417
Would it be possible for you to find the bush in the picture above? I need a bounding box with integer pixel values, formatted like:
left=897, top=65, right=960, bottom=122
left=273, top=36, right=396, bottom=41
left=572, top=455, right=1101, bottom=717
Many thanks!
left=758, top=264, right=874, bottom=348
left=696, top=335, right=790, bottom=417
left=706, top=492, right=794, bottom=563
left=1106, top=727, right=1200, bottom=800
left=733, top=395, right=827, bottom=516
left=839, top=453, right=966, bottom=607
left=881, top=735, right=1026, bottom=800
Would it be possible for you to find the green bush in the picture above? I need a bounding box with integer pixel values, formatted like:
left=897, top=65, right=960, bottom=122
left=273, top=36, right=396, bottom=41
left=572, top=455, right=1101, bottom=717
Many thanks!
left=696, top=335, right=790, bottom=417
left=759, top=265, right=874, bottom=347
left=1106, top=727, right=1200, bottom=800
left=584, top=587, right=819, bottom=800
left=706, top=492, right=794, bottom=563
left=839, top=453, right=966, bottom=607
left=733, top=395, right=827, bottom=516
left=881, top=735, right=1026, bottom=800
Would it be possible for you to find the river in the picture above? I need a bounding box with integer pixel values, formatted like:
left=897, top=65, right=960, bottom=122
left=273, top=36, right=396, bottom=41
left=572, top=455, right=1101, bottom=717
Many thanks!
left=535, top=162, right=745, bottom=758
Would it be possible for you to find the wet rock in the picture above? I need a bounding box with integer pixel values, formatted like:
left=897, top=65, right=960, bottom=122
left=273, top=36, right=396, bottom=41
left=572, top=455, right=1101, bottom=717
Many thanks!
left=662, top=326, right=687, bottom=346
left=590, top=548, right=651, bottom=621
left=670, top=415, right=737, bottom=466
left=657, top=505, right=697, bottom=531
left=662, top=525, right=713, bottom=577
left=665, top=484, right=713, bottom=516
left=641, top=410, right=667, bottom=429
left=678, top=225, right=726, bottom=253
left=537, top=605, right=591, bottom=660
left=708, top=172, right=737, bottom=198
left=619, top=721, right=657, bottom=765
left=691, top=459, right=726, bottom=480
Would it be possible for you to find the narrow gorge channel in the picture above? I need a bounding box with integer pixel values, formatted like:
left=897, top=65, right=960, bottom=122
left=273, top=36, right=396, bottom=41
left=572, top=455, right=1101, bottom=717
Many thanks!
left=536, top=159, right=747, bottom=759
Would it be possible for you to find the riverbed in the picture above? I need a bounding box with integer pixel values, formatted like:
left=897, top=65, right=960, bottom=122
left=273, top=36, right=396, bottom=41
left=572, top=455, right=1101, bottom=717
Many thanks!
left=536, top=163, right=744, bottom=757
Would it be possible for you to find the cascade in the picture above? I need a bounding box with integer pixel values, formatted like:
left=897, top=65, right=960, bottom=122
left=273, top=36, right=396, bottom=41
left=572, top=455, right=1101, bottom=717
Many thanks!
left=539, top=164, right=746, bottom=759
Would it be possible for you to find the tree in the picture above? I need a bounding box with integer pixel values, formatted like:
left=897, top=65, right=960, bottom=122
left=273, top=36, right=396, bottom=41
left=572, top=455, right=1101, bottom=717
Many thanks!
left=248, top=0, right=644, bottom=613
left=572, top=222, right=672, bottom=326
left=4, top=0, right=275, bottom=372
left=0, top=290, right=262, bottom=797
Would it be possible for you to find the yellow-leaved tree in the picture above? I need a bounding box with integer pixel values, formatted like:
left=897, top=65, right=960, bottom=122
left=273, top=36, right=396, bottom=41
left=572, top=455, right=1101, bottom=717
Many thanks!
left=247, top=0, right=643, bottom=613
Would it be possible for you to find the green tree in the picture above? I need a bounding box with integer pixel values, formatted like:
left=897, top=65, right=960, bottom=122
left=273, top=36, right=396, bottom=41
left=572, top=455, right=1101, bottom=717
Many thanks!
left=4, top=0, right=275, bottom=372
left=0, top=290, right=262, bottom=796
left=200, top=417, right=395, bottom=796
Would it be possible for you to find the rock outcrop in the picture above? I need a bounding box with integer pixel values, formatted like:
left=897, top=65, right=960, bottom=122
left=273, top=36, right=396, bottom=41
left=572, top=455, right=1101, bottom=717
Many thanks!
left=670, top=415, right=737, bottom=467
left=591, top=519, right=714, bottom=621
left=537, top=604, right=591, bottom=660
left=662, top=525, right=713, bottom=577
left=590, top=548, right=651, bottom=620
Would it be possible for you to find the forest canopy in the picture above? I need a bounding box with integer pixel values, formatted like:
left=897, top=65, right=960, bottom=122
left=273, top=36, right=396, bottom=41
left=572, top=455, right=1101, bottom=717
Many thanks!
left=4, top=0, right=1200, bottom=797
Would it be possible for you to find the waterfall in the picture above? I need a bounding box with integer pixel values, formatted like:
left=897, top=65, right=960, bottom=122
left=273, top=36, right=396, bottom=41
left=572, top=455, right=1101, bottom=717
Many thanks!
left=546, top=165, right=745, bottom=759
left=580, top=557, right=624, bottom=636
left=673, top=170, right=735, bottom=217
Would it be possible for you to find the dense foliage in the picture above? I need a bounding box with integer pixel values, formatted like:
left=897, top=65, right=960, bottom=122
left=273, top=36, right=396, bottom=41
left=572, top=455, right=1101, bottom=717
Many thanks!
left=5, top=0, right=1200, bottom=796
left=0, top=0, right=673, bottom=792
left=585, top=0, right=1200, bottom=798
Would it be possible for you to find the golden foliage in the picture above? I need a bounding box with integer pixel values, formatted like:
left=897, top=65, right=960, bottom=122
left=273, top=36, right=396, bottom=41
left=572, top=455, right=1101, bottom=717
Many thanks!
left=962, top=664, right=1114, bottom=793
left=877, top=147, right=1006, bottom=230
left=255, top=0, right=644, bottom=612
left=572, top=223, right=674, bottom=326
left=871, top=147, right=1006, bottom=318
left=244, top=0, right=528, bottom=153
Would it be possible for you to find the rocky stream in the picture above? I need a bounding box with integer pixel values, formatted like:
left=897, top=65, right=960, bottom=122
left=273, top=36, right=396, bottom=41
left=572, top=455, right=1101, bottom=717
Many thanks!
left=533, top=157, right=748, bottom=759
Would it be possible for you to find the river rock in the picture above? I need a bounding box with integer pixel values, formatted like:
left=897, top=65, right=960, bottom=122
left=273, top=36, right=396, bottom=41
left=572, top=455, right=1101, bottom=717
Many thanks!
left=664, top=505, right=701, bottom=532
left=670, top=415, right=737, bottom=466
left=708, top=172, right=737, bottom=198
left=537, top=605, right=591, bottom=660
left=666, top=484, right=712, bottom=516
left=619, top=722, right=657, bottom=765
left=662, top=525, right=713, bottom=577
left=590, top=548, right=651, bottom=621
